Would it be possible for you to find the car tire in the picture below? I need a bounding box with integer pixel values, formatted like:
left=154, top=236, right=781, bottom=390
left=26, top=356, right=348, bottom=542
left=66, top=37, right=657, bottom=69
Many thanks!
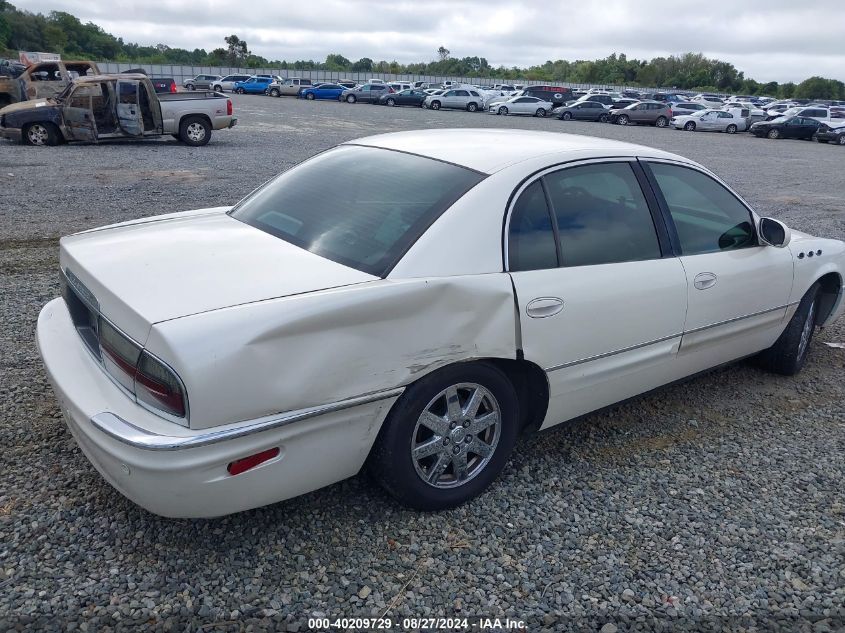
left=186, top=84, right=195, bottom=91
left=23, top=122, right=61, bottom=146
left=431, top=101, right=441, bottom=110
left=837, top=134, right=845, bottom=146
left=535, top=108, right=546, bottom=117
left=499, top=106, right=508, bottom=115
left=386, top=98, right=396, bottom=107
left=269, top=88, right=280, bottom=97
left=755, top=284, right=820, bottom=376
left=467, top=102, right=478, bottom=112
left=305, top=92, right=315, bottom=100
left=684, top=121, right=696, bottom=131
left=655, top=116, right=668, bottom=127
left=369, top=362, right=519, bottom=510
left=726, top=124, right=738, bottom=134
left=768, top=129, right=780, bottom=139
left=617, top=114, right=630, bottom=125
left=213, top=85, right=222, bottom=92
left=235, top=88, right=243, bottom=94
left=562, top=111, right=572, bottom=121
left=598, top=113, right=608, bottom=123
left=178, top=116, right=211, bottom=147
left=346, top=95, right=356, bottom=103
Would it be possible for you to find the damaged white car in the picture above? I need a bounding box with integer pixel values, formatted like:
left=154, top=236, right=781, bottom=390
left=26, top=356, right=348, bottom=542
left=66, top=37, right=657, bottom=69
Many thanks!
left=37, top=129, right=845, bottom=517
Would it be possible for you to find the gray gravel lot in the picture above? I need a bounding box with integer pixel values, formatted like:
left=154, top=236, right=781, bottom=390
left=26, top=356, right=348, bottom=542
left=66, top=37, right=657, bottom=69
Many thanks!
left=1, top=94, right=844, bottom=632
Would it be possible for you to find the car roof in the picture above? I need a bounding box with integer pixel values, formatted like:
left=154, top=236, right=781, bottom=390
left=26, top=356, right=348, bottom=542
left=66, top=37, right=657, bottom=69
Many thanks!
left=348, top=129, right=677, bottom=175
left=73, top=73, right=148, bottom=83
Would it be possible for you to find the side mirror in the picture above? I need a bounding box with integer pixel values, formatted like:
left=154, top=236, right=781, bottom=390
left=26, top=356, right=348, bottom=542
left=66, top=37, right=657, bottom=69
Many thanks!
left=759, top=217, right=791, bottom=248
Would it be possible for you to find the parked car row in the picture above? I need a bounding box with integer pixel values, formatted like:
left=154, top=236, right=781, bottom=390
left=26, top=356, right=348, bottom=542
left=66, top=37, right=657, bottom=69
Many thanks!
left=200, top=73, right=845, bottom=146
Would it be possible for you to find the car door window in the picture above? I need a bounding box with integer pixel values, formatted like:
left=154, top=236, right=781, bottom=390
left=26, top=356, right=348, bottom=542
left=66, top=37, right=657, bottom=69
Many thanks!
left=649, top=163, right=755, bottom=255
left=545, top=163, right=661, bottom=267
left=456, top=90, right=469, bottom=97
left=508, top=181, right=559, bottom=272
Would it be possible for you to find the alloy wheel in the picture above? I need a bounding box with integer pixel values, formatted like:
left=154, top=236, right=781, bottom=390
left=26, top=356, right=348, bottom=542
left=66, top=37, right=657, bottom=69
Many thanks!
left=185, top=122, right=206, bottom=143
left=26, top=124, right=50, bottom=145
left=410, top=383, right=501, bottom=489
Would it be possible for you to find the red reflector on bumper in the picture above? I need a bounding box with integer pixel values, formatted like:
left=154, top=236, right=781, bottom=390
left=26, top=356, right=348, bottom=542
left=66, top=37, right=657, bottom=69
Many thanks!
left=227, top=447, right=280, bottom=476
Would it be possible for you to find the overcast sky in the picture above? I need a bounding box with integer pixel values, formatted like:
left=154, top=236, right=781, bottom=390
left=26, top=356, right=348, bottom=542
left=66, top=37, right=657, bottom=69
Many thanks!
left=16, top=0, right=845, bottom=83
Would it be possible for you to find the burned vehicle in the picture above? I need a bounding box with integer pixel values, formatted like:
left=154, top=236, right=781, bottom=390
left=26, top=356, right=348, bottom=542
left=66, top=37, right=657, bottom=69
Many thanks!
left=0, top=60, right=99, bottom=108
left=0, top=74, right=237, bottom=146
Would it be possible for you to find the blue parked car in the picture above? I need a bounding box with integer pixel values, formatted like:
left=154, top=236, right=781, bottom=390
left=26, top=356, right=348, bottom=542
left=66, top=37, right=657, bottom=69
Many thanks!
left=234, top=77, right=273, bottom=95
left=299, top=83, right=346, bottom=101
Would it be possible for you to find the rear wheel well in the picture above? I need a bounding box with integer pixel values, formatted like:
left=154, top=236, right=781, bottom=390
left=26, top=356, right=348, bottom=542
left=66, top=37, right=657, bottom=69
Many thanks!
left=179, top=113, right=211, bottom=130
left=815, top=272, right=842, bottom=324
left=483, top=357, right=549, bottom=434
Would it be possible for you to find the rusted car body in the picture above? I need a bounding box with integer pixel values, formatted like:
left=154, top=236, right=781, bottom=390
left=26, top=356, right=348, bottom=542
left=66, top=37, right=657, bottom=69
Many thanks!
left=0, top=74, right=237, bottom=146
left=0, top=60, right=100, bottom=108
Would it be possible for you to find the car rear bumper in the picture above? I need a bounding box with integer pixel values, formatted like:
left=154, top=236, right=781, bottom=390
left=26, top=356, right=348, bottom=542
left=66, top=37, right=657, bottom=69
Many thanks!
left=37, top=297, right=401, bottom=518
left=816, top=131, right=842, bottom=142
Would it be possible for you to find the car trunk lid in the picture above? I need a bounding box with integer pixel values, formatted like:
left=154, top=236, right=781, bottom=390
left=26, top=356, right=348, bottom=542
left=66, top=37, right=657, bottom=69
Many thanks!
left=59, top=211, right=377, bottom=342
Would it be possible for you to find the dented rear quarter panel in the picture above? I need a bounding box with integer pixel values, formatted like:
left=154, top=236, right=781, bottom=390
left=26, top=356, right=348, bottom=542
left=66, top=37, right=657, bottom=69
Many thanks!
left=146, top=274, right=518, bottom=430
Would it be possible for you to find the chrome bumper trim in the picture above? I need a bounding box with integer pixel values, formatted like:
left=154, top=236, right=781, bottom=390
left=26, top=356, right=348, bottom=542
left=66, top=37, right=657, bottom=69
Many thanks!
left=90, top=387, right=404, bottom=451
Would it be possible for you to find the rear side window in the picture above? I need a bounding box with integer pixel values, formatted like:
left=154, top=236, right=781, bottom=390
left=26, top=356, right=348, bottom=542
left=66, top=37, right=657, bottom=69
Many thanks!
left=545, top=163, right=661, bottom=267
left=649, top=163, right=755, bottom=255
left=508, top=181, right=558, bottom=272
left=230, top=146, right=485, bottom=276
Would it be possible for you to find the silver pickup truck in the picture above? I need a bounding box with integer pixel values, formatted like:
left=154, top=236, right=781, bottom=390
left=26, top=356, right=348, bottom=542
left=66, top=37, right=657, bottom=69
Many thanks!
left=0, top=73, right=237, bottom=146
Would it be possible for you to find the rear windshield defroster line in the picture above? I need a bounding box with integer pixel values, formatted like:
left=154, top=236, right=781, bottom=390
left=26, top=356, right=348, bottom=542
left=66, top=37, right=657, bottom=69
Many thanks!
left=229, top=145, right=486, bottom=277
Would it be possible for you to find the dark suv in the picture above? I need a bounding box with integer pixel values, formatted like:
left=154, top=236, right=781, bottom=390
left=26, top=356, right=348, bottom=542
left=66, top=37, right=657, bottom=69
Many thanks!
left=524, top=85, right=573, bottom=106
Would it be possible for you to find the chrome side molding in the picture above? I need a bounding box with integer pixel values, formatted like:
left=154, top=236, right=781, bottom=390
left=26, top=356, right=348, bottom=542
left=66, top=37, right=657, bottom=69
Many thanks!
left=90, top=387, right=405, bottom=451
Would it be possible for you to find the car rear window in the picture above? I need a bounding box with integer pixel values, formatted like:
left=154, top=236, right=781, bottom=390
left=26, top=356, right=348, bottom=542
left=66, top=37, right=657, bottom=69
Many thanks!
left=229, top=146, right=485, bottom=276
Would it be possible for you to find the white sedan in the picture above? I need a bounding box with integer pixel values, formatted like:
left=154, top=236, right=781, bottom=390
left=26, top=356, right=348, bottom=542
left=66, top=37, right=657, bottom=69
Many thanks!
left=37, top=130, right=845, bottom=517
left=488, top=95, right=554, bottom=117
left=671, top=109, right=747, bottom=133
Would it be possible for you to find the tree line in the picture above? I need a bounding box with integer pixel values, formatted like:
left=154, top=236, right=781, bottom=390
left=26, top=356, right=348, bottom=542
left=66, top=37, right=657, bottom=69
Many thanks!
left=1, top=1, right=843, bottom=99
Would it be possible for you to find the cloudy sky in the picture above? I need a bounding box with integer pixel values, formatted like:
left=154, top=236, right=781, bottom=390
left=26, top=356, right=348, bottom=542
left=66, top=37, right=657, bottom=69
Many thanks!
left=16, top=0, right=845, bottom=83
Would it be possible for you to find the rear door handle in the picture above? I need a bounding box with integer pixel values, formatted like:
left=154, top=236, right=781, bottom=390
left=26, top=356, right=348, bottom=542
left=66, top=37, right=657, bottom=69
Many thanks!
left=526, top=297, right=564, bottom=318
left=694, top=272, right=717, bottom=290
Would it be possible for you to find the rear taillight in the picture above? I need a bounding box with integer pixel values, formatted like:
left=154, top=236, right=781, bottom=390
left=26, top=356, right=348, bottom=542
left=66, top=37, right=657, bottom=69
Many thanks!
left=97, top=316, right=187, bottom=419
left=170, top=81, right=177, bottom=93
left=668, top=108, right=673, bottom=117
left=99, top=319, right=142, bottom=393
left=135, top=352, right=187, bottom=418
left=227, top=99, right=233, bottom=116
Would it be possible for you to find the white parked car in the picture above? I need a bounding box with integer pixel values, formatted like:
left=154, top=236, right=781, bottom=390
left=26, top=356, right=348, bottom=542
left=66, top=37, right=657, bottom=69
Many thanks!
left=37, top=130, right=845, bottom=518
left=724, top=102, right=767, bottom=123
left=423, top=88, right=485, bottom=112
left=671, top=109, right=748, bottom=133
left=488, top=95, right=554, bottom=117
left=211, top=74, right=252, bottom=92
left=691, top=94, right=725, bottom=108
left=484, top=90, right=521, bottom=108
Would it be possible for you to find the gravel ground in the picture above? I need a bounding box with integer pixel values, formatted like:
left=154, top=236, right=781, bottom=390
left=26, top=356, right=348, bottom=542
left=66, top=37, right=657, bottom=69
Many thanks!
left=1, top=94, right=844, bottom=632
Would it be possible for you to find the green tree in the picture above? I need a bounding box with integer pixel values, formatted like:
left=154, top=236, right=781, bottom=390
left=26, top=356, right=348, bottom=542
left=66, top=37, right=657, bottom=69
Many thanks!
left=224, top=34, right=249, bottom=65
left=351, top=57, right=373, bottom=72
left=437, top=46, right=450, bottom=61
left=795, top=76, right=845, bottom=100
left=324, top=53, right=350, bottom=70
